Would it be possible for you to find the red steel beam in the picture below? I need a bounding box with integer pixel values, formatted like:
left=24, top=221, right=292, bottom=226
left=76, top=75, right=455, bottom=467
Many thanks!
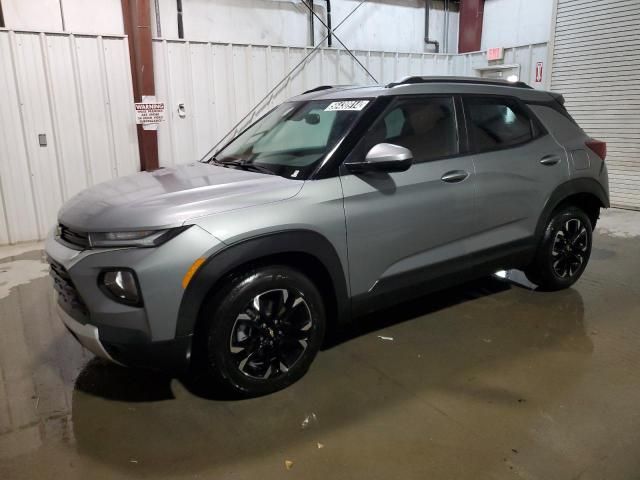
left=458, top=0, right=484, bottom=53
left=121, top=0, right=159, bottom=171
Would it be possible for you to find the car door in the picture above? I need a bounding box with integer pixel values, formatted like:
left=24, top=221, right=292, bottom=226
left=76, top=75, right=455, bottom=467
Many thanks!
left=462, top=96, right=569, bottom=252
left=339, top=95, right=478, bottom=307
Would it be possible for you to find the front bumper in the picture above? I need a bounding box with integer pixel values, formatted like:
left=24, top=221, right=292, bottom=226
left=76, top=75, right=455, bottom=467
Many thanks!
left=45, top=224, right=222, bottom=373
left=57, top=304, right=123, bottom=365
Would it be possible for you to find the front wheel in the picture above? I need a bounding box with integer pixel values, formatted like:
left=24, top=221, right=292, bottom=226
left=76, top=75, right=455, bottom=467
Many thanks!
left=525, top=206, right=593, bottom=291
left=200, top=265, right=326, bottom=396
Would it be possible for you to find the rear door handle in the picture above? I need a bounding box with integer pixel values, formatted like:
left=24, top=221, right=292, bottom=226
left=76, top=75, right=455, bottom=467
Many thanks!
left=441, top=170, right=469, bottom=183
left=540, top=155, right=561, bottom=166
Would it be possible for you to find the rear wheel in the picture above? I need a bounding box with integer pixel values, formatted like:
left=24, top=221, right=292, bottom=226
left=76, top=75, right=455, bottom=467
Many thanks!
left=200, top=265, right=326, bottom=396
left=526, top=206, right=593, bottom=291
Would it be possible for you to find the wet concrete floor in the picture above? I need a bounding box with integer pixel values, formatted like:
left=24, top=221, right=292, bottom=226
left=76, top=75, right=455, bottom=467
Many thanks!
left=1, top=208, right=639, bottom=479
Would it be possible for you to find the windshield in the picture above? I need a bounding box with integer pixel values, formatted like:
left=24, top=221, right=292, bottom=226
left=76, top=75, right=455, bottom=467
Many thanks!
left=210, top=99, right=371, bottom=178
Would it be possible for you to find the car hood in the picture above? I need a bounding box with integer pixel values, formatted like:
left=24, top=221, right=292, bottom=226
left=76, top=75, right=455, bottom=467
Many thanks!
left=58, top=162, right=304, bottom=232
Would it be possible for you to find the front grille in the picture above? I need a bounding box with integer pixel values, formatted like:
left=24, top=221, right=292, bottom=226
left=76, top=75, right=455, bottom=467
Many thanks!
left=48, top=257, right=88, bottom=315
left=59, top=224, right=90, bottom=249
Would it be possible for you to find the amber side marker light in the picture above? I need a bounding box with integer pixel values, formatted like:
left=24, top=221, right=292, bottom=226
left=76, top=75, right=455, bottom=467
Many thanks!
left=182, top=257, right=206, bottom=289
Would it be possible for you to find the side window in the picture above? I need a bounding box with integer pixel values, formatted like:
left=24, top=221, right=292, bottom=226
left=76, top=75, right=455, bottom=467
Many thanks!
left=364, top=96, right=459, bottom=163
left=464, top=97, right=535, bottom=153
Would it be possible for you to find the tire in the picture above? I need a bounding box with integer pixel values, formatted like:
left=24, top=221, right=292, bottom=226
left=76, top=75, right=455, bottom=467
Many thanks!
left=525, top=206, right=593, bottom=291
left=199, top=265, right=326, bottom=396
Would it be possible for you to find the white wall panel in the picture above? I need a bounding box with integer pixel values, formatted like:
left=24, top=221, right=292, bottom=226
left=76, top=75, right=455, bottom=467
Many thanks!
left=0, top=26, right=545, bottom=245
left=153, top=40, right=453, bottom=166
left=151, top=0, right=459, bottom=54
left=455, top=43, right=549, bottom=88
left=0, top=30, right=139, bottom=244
left=2, top=0, right=123, bottom=35
left=154, top=39, right=546, bottom=167
left=1, top=0, right=63, bottom=32
left=153, top=40, right=547, bottom=166
left=482, top=0, right=554, bottom=49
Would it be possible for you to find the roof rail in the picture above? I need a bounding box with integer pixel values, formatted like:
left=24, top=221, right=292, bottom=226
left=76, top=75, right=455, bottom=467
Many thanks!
left=386, top=76, right=532, bottom=89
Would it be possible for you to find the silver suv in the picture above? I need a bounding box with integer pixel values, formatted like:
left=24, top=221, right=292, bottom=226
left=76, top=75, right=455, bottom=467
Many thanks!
left=46, top=77, right=609, bottom=396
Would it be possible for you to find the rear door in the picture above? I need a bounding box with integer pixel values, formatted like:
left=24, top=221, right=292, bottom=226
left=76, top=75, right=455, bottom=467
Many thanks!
left=463, top=95, right=569, bottom=252
left=339, top=95, right=478, bottom=303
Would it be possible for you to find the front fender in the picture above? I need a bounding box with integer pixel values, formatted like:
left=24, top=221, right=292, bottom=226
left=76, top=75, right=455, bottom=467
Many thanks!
left=175, top=230, right=350, bottom=337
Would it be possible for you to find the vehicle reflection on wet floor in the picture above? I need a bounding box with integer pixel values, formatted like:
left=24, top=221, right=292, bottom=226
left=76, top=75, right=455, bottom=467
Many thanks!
left=1, top=215, right=639, bottom=479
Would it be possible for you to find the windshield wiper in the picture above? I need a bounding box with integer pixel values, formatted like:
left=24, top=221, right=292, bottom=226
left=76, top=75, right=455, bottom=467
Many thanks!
left=211, top=158, right=275, bottom=176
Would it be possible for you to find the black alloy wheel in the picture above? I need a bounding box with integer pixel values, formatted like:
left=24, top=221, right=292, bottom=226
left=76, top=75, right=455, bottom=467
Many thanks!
left=525, top=206, right=593, bottom=291
left=200, top=265, right=326, bottom=396
left=550, top=217, right=589, bottom=279
left=229, top=288, right=313, bottom=380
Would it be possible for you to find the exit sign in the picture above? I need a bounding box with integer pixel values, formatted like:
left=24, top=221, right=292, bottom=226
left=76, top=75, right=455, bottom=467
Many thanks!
left=487, top=47, right=504, bottom=61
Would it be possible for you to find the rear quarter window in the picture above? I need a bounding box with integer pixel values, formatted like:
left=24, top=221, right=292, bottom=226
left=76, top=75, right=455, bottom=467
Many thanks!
left=464, top=97, right=537, bottom=153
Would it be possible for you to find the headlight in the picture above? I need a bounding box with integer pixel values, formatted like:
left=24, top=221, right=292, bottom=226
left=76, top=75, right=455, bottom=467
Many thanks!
left=89, top=226, right=189, bottom=248
left=100, top=270, right=141, bottom=305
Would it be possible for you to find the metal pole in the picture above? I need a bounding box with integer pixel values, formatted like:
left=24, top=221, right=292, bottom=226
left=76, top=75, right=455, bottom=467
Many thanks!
left=308, top=0, right=314, bottom=46
left=58, top=0, right=67, bottom=31
left=199, top=0, right=369, bottom=161
left=154, top=0, right=162, bottom=37
left=176, top=0, right=184, bottom=39
left=326, top=0, right=332, bottom=47
left=122, top=0, right=159, bottom=171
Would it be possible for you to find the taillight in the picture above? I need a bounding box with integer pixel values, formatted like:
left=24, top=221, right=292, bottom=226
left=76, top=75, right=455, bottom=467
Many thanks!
left=586, top=138, right=606, bottom=161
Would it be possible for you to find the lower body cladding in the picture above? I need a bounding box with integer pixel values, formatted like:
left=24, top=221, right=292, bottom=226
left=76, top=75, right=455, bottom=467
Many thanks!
left=45, top=225, right=222, bottom=373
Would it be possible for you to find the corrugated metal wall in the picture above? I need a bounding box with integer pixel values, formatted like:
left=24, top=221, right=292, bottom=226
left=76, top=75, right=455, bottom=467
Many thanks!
left=153, top=40, right=549, bottom=167
left=0, top=31, right=546, bottom=245
left=153, top=41, right=455, bottom=167
left=455, top=42, right=549, bottom=86
left=550, top=0, right=640, bottom=210
left=0, top=30, right=140, bottom=245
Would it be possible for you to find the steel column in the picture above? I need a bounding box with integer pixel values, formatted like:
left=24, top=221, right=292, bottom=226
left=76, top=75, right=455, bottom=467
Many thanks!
left=122, top=0, right=159, bottom=171
left=458, top=0, right=484, bottom=53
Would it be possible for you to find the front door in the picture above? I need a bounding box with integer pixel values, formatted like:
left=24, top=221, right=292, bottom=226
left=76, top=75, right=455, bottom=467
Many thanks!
left=339, top=95, right=478, bottom=307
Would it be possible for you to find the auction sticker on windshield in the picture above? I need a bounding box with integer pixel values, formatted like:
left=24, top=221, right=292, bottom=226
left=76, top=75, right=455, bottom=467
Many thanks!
left=325, top=100, right=369, bottom=111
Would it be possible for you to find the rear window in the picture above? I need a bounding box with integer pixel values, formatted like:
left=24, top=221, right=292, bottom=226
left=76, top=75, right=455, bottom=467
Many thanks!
left=464, top=97, right=536, bottom=153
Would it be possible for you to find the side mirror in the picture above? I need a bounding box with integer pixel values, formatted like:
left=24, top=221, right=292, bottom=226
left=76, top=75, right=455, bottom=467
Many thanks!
left=346, top=143, right=413, bottom=173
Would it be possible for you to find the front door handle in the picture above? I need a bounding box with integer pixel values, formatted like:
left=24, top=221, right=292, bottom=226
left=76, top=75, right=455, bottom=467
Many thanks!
left=540, top=155, right=561, bottom=166
left=441, top=170, right=469, bottom=183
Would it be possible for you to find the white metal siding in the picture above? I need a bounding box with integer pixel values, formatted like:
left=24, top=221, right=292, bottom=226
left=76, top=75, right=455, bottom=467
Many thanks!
left=153, top=40, right=450, bottom=167
left=0, top=30, right=140, bottom=244
left=551, top=0, right=640, bottom=210
left=153, top=40, right=548, bottom=167
left=0, top=32, right=546, bottom=245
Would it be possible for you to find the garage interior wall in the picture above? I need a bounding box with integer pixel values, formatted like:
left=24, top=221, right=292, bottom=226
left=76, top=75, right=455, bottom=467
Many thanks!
left=1, top=0, right=124, bottom=34
left=550, top=0, right=640, bottom=210
left=0, top=31, right=140, bottom=244
left=0, top=30, right=547, bottom=245
left=154, top=40, right=548, bottom=167
left=481, top=0, right=554, bottom=49
left=0, top=0, right=461, bottom=53
left=151, top=0, right=460, bottom=53
left=0, top=0, right=552, bottom=245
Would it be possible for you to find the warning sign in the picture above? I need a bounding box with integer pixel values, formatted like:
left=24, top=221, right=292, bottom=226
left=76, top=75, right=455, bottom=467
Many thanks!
left=135, top=102, right=166, bottom=125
